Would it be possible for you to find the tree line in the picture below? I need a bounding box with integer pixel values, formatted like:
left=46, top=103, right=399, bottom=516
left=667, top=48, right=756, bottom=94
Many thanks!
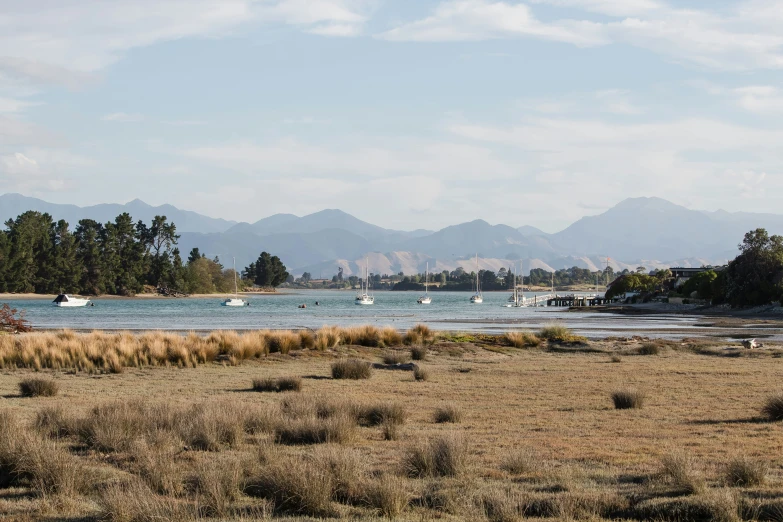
left=0, top=211, right=288, bottom=296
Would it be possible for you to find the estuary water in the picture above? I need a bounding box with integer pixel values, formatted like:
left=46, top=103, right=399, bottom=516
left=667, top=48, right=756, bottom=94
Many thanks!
left=2, top=290, right=704, bottom=338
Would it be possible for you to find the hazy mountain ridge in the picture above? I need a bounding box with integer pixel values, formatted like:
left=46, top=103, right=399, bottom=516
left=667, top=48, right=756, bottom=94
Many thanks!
left=2, top=193, right=777, bottom=277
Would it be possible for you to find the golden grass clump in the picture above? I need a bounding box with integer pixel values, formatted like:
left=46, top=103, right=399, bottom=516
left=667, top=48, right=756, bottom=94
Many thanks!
left=362, top=475, right=410, bottom=518
left=354, top=402, right=407, bottom=427
left=312, top=445, right=367, bottom=504
left=192, top=457, right=243, bottom=517
left=434, top=403, right=463, bottom=423
left=99, top=479, right=191, bottom=522
left=539, top=324, right=587, bottom=344
left=314, top=326, right=341, bottom=350
left=659, top=452, right=706, bottom=495
left=298, top=330, right=316, bottom=350
left=252, top=376, right=302, bottom=393
left=331, top=359, right=372, bottom=380
left=275, top=415, right=355, bottom=445
left=637, top=343, right=662, bottom=355
left=382, top=350, right=411, bottom=365
left=404, top=435, right=468, bottom=478
left=479, top=488, right=525, bottom=522
left=501, top=449, right=541, bottom=475
left=724, top=456, right=768, bottom=487
left=19, top=376, right=59, bottom=397
left=267, top=330, right=302, bottom=354
left=404, top=323, right=434, bottom=345
left=381, top=327, right=403, bottom=347
left=611, top=389, right=646, bottom=410
left=503, top=331, right=542, bottom=348
left=34, top=405, right=76, bottom=439
left=246, top=457, right=336, bottom=517
left=761, top=393, right=783, bottom=421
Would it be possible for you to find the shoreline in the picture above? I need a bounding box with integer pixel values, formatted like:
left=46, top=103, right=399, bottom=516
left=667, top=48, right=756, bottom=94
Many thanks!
left=0, top=291, right=281, bottom=300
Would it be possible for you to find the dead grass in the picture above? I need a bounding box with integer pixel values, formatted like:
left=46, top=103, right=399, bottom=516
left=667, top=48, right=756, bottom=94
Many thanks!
left=275, top=415, right=355, bottom=445
left=501, top=449, right=541, bottom=475
left=403, top=435, right=468, bottom=478
left=354, top=402, right=406, bottom=427
left=18, top=377, right=59, bottom=397
left=659, top=452, right=706, bottom=495
left=363, top=474, right=409, bottom=518
left=434, top=403, right=463, bottom=423
left=251, top=376, right=302, bottom=393
left=410, top=345, right=428, bottom=361
left=404, top=324, right=435, bottom=345
left=331, top=359, right=372, bottom=380
left=761, top=392, right=783, bottom=421
left=246, top=457, right=336, bottom=517
left=503, top=331, right=542, bottom=348
left=611, top=389, right=646, bottom=409
left=539, top=324, right=587, bottom=344
left=381, top=351, right=410, bottom=365
left=414, top=367, right=429, bottom=381
left=724, top=456, right=768, bottom=487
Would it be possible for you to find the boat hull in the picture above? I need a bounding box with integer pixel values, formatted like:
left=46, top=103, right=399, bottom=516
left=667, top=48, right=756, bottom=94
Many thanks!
left=53, top=300, right=90, bottom=308
left=222, top=299, right=247, bottom=307
left=417, top=297, right=432, bottom=304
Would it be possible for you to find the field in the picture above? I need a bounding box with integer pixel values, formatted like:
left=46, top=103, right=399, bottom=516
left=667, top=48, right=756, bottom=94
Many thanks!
left=1, top=327, right=783, bottom=521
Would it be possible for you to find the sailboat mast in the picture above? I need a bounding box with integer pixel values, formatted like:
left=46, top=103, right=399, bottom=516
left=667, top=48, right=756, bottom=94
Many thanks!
left=425, top=261, right=428, bottom=295
left=233, top=257, right=238, bottom=298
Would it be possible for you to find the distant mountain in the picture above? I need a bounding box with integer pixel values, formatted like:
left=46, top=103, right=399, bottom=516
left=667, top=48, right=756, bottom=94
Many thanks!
left=0, top=193, right=237, bottom=234
left=4, top=193, right=780, bottom=277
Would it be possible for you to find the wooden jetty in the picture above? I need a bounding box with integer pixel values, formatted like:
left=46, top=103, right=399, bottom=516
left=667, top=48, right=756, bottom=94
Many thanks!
left=547, top=294, right=608, bottom=307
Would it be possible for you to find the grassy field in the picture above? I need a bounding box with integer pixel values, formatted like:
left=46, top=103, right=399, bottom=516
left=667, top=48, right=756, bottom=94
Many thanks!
left=1, top=327, right=782, bottom=521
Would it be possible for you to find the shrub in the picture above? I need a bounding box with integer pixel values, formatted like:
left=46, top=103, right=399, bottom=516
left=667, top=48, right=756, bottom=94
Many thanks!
left=660, top=452, right=705, bottom=494
left=503, top=331, right=542, bottom=348
left=252, top=376, right=302, bottom=393
left=724, top=456, right=768, bottom=487
left=761, top=393, right=783, bottom=421
left=331, top=359, right=372, bottom=380
left=414, top=367, right=429, bottom=381
left=382, top=351, right=410, bottom=365
left=246, top=458, right=336, bottom=517
left=19, top=377, right=59, bottom=397
left=434, top=404, right=463, bottom=423
left=355, top=403, right=406, bottom=427
left=275, top=415, right=355, bottom=445
left=404, top=435, right=467, bottom=478
left=637, top=343, right=661, bottom=355
left=410, top=345, right=428, bottom=361
left=0, top=303, right=32, bottom=333
left=611, top=389, right=646, bottom=410
left=363, top=475, right=409, bottom=518
left=539, top=325, right=586, bottom=344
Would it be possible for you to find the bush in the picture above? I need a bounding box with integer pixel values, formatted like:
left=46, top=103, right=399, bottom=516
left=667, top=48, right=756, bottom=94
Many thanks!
left=331, top=359, right=372, bottom=380
left=611, top=389, right=646, bottom=410
left=19, top=377, right=59, bottom=397
left=252, top=376, right=302, bottom=393
left=410, top=346, right=428, bottom=361
left=761, top=393, right=783, bottom=421
left=382, top=351, right=411, bottom=365
left=434, top=404, right=463, bottom=423
left=414, top=367, right=429, bottom=381
left=724, top=456, right=768, bottom=487
left=539, top=325, right=586, bottom=344
left=503, top=331, right=541, bottom=348
left=637, top=343, right=661, bottom=355
left=404, top=435, right=467, bottom=478
left=363, top=475, right=409, bottom=518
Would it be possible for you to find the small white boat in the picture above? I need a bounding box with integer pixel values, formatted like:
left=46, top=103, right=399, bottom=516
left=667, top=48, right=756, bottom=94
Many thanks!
left=470, top=254, right=483, bottom=303
left=417, top=261, right=432, bottom=304
left=221, top=257, right=249, bottom=307
left=505, top=262, right=523, bottom=307
left=355, top=258, right=375, bottom=305
left=52, top=294, right=91, bottom=307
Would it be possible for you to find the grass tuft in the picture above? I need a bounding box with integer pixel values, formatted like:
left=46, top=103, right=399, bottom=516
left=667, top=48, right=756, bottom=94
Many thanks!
left=433, top=404, right=463, bottom=423
left=363, top=475, right=409, bottom=518
left=724, top=456, right=768, bottom=487
left=19, top=377, right=59, bottom=397
left=414, top=367, right=430, bottom=381
left=660, top=452, right=705, bottom=495
left=251, top=376, right=302, bottom=393
left=410, top=345, right=428, bottom=361
left=761, top=393, right=783, bottom=421
left=611, top=389, right=646, bottom=409
left=539, top=324, right=587, bottom=344
left=501, top=449, right=541, bottom=475
left=331, top=359, right=372, bottom=380
left=637, top=343, right=662, bottom=355
left=382, top=351, right=411, bottom=365
left=246, top=458, right=336, bottom=517
left=403, top=435, right=468, bottom=478
left=504, top=331, right=542, bottom=348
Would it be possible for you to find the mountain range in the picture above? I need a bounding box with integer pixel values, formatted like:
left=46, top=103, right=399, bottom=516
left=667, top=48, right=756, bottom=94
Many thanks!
left=2, top=193, right=780, bottom=277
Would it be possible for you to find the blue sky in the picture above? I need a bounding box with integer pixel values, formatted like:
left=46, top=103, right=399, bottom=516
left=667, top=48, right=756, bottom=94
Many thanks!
left=1, top=0, right=782, bottom=232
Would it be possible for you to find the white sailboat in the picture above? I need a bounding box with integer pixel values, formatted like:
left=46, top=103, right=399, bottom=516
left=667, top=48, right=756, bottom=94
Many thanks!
left=355, top=258, right=374, bottom=305
left=470, top=254, right=483, bottom=304
left=222, top=257, right=248, bottom=307
left=417, top=261, right=432, bottom=304
left=505, top=263, right=520, bottom=307
left=52, top=294, right=91, bottom=307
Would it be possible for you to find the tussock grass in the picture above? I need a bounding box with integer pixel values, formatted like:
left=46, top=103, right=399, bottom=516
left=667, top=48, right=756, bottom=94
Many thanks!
left=637, top=343, right=662, bottom=355
left=342, top=325, right=383, bottom=347
left=34, top=405, right=76, bottom=438
left=410, top=345, right=428, bottom=361
left=298, top=330, right=315, bottom=350
left=414, top=367, right=429, bottom=381
left=634, top=489, right=739, bottom=522
left=354, top=402, right=406, bottom=427
left=314, top=326, right=341, bottom=350
left=99, top=480, right=191, bottom=522
left=660, top=452, right=705, bottom=495
left=130, top=434, right=185, bottom=496
left=761, top=393, right=783, bottom=421
left=610, top=355, right=623, bottom=363
left=381, top=327, right=403, bottom=347
left=611, top=389, right=646, bottom=410
left=313, top=445, right=366, bottom=504
left=331, top=359, right=372, bottom=380
left=503, top=331, right=542, bottom=348
left=382, top=351, right=411, bottom=365
left=539, top=324, right=587, bottom=344
left=267, top=330, right=301, bottom=354
left=246, top=457, right=336, bottom=517
left=363, top=475, right=409, bottom=518
left=480, top=488, right=524, bottom=522
left=251, top=376, right=302, bottom=393
left=501, top=449, right=541, bottom=475
left=434, top=404, right=463, bottom=423
left=275, top=415, right=355, bottom=445
left=192, top=457, right=242, bottom=517
left=404, top=324, right=434, bottom=345
left=382, top=419, right=400, bottom=441
left=404, top=435, right=468, bottom=478
left=724, top=456, right=768, bottom=487
left=19, top=377, right=59, bottom=397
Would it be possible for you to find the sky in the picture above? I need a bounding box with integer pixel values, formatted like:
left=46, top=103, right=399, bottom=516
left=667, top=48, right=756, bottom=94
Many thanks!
left=1, top=0, right=782, bottom=233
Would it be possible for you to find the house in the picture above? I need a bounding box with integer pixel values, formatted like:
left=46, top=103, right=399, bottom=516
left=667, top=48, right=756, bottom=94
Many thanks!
left=670, top=266, right=724, bottom=288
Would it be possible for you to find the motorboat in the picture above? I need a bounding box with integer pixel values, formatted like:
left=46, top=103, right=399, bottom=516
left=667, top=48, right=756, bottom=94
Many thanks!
left=52, top=294, right=91, bottom=307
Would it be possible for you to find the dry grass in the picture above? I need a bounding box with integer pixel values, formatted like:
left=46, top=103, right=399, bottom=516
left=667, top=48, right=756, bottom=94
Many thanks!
left=434, top=403, right=463, bottom=423
left=539, top=324, right=587, bottom=344
left=354, top=402, right=406, bottom=427
left=251, top=376, right=302, bottom=393
left=410, top=345, right=428, bottom=361
left=761, top=393, right=783, bottom=421
left=18, top=377, right=59, bottom=397
left=246, top=457, right=336, bottom=517
left=414, top=367, right=430, bottom=381
left=501, top=449, right=541, bottom=475
left=275, top=415, right=355, bottom=445
left=611, top=389, right=646, bottom=409
left=660, top=452, right=706, bottom=494
left=381, top=351, right=410, bottom=365
left=724, top=456, right=768, bottom=487
left=403, top=435, right=468, bottom=478
left=404, top=324, right=435, bottom=345
left=637, top=343, right=662, bottom=355
left=331, top=359, right=372, bottom=380
left=503, top=331, right=542, bottom=348
left=362, top=474, right=409, bottom=518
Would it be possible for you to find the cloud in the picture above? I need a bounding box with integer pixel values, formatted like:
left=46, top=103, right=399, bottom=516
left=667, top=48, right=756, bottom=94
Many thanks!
left=733, top=86, right=783, bottom=113
left=379, top=0, right=783, bottom=71
left=0, top=149, right=92, bottom=193
left=161, top=120, right=207, bottom=126
left=377, top=0, right=608, bottom=46
left=0, top=97, right=41, bottom=114
left=102, top=112, right=144, bottom=122
left=517, top=89, right=644, bottom=116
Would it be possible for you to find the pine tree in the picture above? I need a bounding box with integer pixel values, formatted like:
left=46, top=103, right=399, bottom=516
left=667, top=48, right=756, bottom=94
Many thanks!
left=75, top=219, right=106, bottom=295
left=50, top=220, right=82, bottom=293
left=4, top=211, right=55, bottom=293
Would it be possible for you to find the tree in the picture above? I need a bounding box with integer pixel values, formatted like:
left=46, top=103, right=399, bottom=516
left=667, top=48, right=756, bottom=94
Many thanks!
left=75, top=219, right=106, bottom=295
left=680, top=270, right=718, bottom=300
left=143, top=215, right=179, bottom=288
left=723, top=228, right=783, bottom=307
left=3, top=211, right=55, bottom=293
left=188, top=248, right=203, bottom=264
left=50, top=220, right=82, bottom=293
left=252, top=252, right=289, bottom=287
left=636, top=266, right=647, bottom=274
left=301, top=272, right=312, bottom=283
left=102, top=213, right=146, bottom=295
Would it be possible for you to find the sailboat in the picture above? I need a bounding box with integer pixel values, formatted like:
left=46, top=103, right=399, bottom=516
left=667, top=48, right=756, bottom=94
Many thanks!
left=355, top=258, right=374, bottom=305
left=470, top=254, right=483, bottom=304
left=505, top=263, right=521, bottom=307
left=222, top=257, right=248, bottom=307
left=417, top=261, right=432, bottom=304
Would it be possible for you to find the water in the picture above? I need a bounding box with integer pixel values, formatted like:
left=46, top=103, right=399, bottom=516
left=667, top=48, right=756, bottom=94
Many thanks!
left=3, top=290, right=704, bottom=337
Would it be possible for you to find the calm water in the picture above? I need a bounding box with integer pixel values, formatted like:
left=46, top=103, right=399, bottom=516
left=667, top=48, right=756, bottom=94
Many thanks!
left=3, top=290, right=703, bottom=337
